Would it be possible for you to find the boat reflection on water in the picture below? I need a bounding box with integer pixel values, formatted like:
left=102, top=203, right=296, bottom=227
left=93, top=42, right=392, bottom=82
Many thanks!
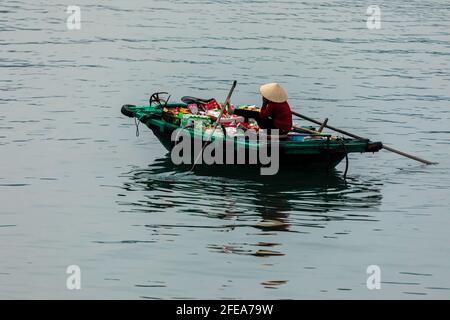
left=117, top=157, right=382, bottom=289
left=118, top=156, right=382, bottom=257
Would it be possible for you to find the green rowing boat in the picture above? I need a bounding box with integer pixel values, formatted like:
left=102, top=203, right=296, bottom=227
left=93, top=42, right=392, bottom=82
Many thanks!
left=121, top=101, right=383, bottom=170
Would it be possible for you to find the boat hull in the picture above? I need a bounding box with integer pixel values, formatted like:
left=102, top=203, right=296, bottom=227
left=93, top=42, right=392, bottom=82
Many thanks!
left=150, top=126, right=347, bottom=169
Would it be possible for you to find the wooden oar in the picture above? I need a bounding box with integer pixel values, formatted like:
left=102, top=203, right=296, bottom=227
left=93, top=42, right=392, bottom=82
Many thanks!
left=292, top=117, right=329, bottom=135
left=292, top=126, right=321, bottom=135
left=291, top=111, right=437, bottom=165
left=190, top=80, right=237, bottom=171
left=318, top=118, right=328, bottom=132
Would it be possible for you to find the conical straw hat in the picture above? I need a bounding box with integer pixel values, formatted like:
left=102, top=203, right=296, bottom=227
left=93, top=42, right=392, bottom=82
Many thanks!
left=259, top=83, right=288, bottom=103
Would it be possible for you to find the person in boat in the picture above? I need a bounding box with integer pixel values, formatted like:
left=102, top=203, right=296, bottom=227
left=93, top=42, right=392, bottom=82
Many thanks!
left=257, top=83, right=293, bottom=135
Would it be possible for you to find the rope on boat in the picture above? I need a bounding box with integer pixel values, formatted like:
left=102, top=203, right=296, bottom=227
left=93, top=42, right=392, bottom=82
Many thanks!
left=343, top=150, right=349, bottom=180
left=337, top=138, right=349, bottom=179
left=326, top=136, right=331, bottom=176
left=134, top=118, right=140, bottom=137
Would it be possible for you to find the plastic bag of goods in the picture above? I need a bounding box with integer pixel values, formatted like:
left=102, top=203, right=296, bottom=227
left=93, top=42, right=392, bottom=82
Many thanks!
left=225, top=127, right=245, bottom=138
left=181, top=114, right=211, bottom=129
left=203, top=128, right=224, bottom=138
left=219, top=115, right=244, bottom=127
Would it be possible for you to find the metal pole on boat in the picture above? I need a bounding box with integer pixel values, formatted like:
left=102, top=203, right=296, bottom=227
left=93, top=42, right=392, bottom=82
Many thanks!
left=291, top=111, right=437, bottom=165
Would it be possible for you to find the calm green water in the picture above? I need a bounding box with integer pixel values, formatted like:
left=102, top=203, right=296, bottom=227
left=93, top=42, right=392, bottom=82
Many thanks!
left=1, top=0, right=450, bottom=299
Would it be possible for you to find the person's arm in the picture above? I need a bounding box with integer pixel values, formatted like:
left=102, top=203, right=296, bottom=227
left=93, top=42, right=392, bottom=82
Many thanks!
left=260, top=98, right=272, bottom=119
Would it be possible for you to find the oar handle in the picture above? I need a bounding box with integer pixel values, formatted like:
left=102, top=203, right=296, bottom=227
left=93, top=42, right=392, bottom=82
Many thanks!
left=217, top=80, right=237, bottom=123
left=318, top=118, right=328, bottom=133
left=223, top=80, right=237, bottom=109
